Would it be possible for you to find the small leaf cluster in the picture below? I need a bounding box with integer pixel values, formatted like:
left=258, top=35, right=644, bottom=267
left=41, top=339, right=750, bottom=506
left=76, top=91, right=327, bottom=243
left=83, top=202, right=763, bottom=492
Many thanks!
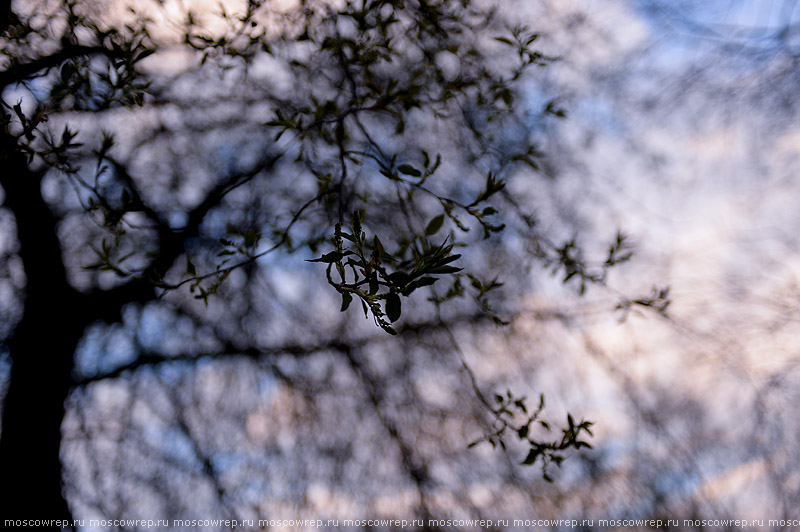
left=182, top=0, right=275, bottom=69
left=493, top=24, right=548, bottom=70
left=50, top=6, right=155, bottom=110
left=547, top=230, right=635, bottom=295
left=365, top=150, right=507, bottom=242
left=82, top=238, right=132, bottom=277
left=307, top=210, right=463, bottom=334
left=616, top=286, right=671, bottom=321
left=469, top=391, right=593, bottom=482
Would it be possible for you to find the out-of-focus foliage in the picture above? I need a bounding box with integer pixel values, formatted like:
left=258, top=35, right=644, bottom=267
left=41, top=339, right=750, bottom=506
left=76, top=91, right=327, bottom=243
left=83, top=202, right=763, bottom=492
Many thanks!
left=491, top=0, right=800, bottom=527
left=1, top=0, right=644, bottom=527
left=12, top=0, right=800, bottom=528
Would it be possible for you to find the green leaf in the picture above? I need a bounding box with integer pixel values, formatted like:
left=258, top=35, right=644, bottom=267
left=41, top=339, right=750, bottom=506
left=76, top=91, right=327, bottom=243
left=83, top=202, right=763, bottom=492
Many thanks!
left=340, top=292, right=353, bottom=311
left=397, top=164, right=422, bottom=177
left=186, top=256, right=196, bottom=276
left=428, top=265, right=462, bottom=274
left=306, top=251, right=343, bottom=263
left=134, top=48, right=156, bottom=62
left=405, top=276, right=438, bottom=295
left=521, top=448, right=540, bottom=465
left=416, top=276, right=437, bottom=287
left=425, top=214, right=445, bottom=236
left=385, top=292, right=402, bottom=322
left=387, top=271, right=410, bottom=287
left=433, top=254, right=461, bottom=267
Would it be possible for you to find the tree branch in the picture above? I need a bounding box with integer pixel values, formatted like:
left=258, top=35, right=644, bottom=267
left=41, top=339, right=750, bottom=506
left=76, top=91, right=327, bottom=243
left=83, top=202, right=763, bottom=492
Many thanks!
left=83, top=152, right=283, bottom=321
left=0, top=45, right=124, bottom=89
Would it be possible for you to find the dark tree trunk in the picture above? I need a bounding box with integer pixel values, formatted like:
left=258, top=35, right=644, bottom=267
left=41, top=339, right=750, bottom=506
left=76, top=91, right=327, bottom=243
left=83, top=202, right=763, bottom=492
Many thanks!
left=0, top=295, right=84, bottom=522
left=0, top=124, right=86, bottom=522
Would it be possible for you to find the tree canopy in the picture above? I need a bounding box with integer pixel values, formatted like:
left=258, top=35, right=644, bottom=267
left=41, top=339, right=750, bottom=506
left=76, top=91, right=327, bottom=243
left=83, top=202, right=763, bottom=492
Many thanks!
left=0, top=0, right=653, bottom=527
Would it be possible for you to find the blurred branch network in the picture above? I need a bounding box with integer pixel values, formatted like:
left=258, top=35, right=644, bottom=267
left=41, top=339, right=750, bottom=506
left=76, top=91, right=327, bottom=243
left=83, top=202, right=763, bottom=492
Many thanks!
left=4, top=0, right=800, bottom=529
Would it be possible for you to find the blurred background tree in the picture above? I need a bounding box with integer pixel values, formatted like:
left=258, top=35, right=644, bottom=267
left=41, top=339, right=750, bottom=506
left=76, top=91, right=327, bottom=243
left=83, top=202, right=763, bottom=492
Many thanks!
left=5, top=0, right=799, bottom=530
left=0, top=0, right=610, bottom=525
left=493, top=0, right=800, bottom=527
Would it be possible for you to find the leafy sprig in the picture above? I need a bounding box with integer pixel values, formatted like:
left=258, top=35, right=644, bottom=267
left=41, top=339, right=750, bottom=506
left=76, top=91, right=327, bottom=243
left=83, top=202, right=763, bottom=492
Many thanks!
left=469, top=391, right=594, bottom=482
